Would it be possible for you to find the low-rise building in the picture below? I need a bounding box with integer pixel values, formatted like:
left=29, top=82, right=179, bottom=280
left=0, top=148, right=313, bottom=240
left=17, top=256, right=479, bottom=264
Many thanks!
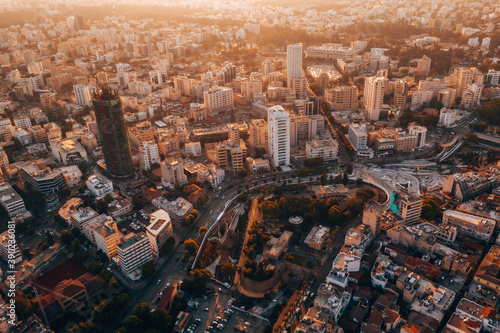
left=184, top=142, right=202, bottom=157
left=265, top=231, right=293, bottom=260
left=50, top=138, right=88, bottom=165
left=245, top=157, right=270, bottom=174
left=443, top=210, right=495, bottom=242
left=305, top=139, right=339, bottom=161
left=146, top=209, right=173, bottom=259
left=304, top=225, right=330, bottom=251
left=152, top=196, right=194, bottom=223
left=87, top=173, right=114, bottom=199
left=310, top=184, right=349, bottom=200
left=326, top=252, right=361, bottom=288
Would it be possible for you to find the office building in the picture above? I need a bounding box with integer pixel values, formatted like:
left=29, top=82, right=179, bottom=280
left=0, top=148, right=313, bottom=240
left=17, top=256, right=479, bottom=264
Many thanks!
left=117, top=232, right=153, bottom=279
left=92, top=89, right=134, bottom=180
left=0, top=182, right=27, bottom=218
left=394, top=132, right=418, bottom=152
left=364, top=77, right=386, bottom=120
left=268, top=105, right=290, bottom=167
left=70, top=207, right=99, bottom=231
left=19, top=160, right=66, bottom=196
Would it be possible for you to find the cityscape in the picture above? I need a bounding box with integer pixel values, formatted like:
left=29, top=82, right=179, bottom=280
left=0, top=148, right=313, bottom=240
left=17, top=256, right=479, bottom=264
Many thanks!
left=1, top=0, right=500, bottom=332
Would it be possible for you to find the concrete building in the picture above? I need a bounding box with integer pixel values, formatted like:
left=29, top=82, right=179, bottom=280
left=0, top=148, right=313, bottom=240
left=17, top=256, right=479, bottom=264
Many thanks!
left=289, top=115, right=324, bottom=146
left=203, top=86, right=234, bottom=114
left=184, top=142, right=202, bottom=157
left=146, top=209, right=173, bottom=259
left=348, top=123, right=368, bottom=150
left=161, top=158, right=188, bottom=188
left=74, top=84, right=93, bottom=107
left=443, top=210, right=495, bottom=241
left=416, top=56, right=432, bottom=74
left=0, top=230, right=22, bottom=264
left=28, top=125, right=48, bottom=143
left=306, top=139, right=339, bottom=161
left=139, top=141, right=160, bottom=171
left=286, top=43, right=303, bottom=82
left=408, top=125, right=427, bottom=148
left=442, top=172, right=493, bottom=201
left=304, top=226, right=330, bottom=251
left=94, top=224, right=120, bottom=259
left=268, top=105, right=290, bottom=167
left=0, top=182, right=27, bottom=217
left=439, top=109, right=457, bottom=127
left=248, top=119, right=268, bottom=152
left=324, top=85, right=358, bottom=111
left=394, top=132, right=418, bottom=152
left=390, top=188, right=423, bottom=224
left=70, top=207, right=99, bottom=231
left=86, top=173, right=114, bottom=199
left=50, top=138, right=88, bottom=165
left=117, top=232, right=153, bottom=280
left=364, top=77, right=386, bottom=121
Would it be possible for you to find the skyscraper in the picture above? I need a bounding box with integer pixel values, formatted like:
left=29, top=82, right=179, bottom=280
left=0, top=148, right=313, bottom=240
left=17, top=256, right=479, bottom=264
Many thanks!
left=268, top=105, right=290, bottom=167
left=363, top=77, right=386, bottom=121
left=287, top=43, right=303, bottom=79
left=92, top=89, right=134, bottom=180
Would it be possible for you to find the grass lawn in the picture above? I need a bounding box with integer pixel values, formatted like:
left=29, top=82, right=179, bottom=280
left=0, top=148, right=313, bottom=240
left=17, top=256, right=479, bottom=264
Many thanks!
left=290, top=253, right=318, bottom=270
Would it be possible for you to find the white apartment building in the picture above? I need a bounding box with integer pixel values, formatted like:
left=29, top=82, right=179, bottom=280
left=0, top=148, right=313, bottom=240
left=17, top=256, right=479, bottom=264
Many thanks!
left=184, top=142, right=202, bottom=157
left=14, top=116, right=32, bottom=130
left=287, top=43, right=303, bottom=80
left=117, top=232, right=153, bottom=279
left=161, top=158, right=188, bottom=188
left=306, top=139, right=339, bottom=161
left=408, top=125, right=427, bottom=148
left=203, top=86, right=234, bottom=114
left=439, top=109, right=457, bottom=127
left=139, top=141, right=160, bottom=171
left=86, top=173, right=114, bottom=199
left=363, top=77, right=386, bottom=121
left=70, top=207, right=99, bottom=231
left=0, top=182, right=27, bottom=217
left=146, top=209, right=173, bottom=259
left=268, top=105, right=290, bottom=167
left=348, top=123, right=368, bottom=150
left=74, top=84, right=93, bottom=107
left=443, top=210, right=495, bottom=242
left=14, top=128, right=32, bottom=146
left=50, top=138, right=88, bottom=166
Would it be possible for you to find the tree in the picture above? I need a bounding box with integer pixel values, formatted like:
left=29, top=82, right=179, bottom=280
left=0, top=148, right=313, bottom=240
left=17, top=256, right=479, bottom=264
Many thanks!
left=132, top=196, right=145, bottom=210
left=132, top=303, right=151, bottom=322
left=466, top=133, right=478, bottom=144
left=46, top=233, right=55, bottom=245
left=328, top=205, right=343, bottom=225
left=142, top=262, right=155, bottom=279
left=356, top=178, right=363, bottom=187
left=183, top=239, right=199, bottom=256
left=421, top=198, right=441, bottom=220
left=150, top=309, right=173, bottom=330
left=310, top=83, right=322, bottom=96
left=219, top=262, right=236, bottom=281
left=238, top=168, right=249, bottom=178
left=342, top=172, right=349, bottom=185
left=96, top=200, right=109, bottom=214
left=123, top=315, right=142, bottom=332
left=14, top=297, right=34, bottom=320
left=60, top=230, right=74, bottom=246
left=59, top=188, right=71, bottom=199
left=71, top=239, right=81, bottom=253
left=198, top=227, right=207, bottom=236
left=88, top=261, right=103, bottom=275
left=356, top=188, right=376, bottom=202
left=334, top=173, right=343, bottom=184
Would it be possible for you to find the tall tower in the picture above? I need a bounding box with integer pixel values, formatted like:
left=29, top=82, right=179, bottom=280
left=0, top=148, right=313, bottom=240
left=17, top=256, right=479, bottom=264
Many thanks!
left=287, top=43, right=303, bottom=79
left=364, top=77, right=386, bottom=121
left=92, top=89, right=134, bottom=180
left=268, top=105, right=290, bottom=167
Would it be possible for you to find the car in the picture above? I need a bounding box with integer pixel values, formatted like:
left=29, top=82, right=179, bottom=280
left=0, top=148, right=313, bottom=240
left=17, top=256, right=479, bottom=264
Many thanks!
left=209, top=210, right=213, bottom=215
left=203, top=307, right=209, bottom=312
left=157, top=279, right=161, bottom=285
left=245, top=322, right=251, bottom=327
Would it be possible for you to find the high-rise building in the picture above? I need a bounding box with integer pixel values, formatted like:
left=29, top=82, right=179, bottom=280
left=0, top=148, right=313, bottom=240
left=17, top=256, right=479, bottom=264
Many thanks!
left=74, top=84, right=92, bottom=107
left=161, top=158, right=188, bottom=187
left=268, top=105, right=290, bottom=167
left=92, top=90, right=134, bottom=180
left=287, top=43, right=303, bottom=81
left=364, top=77, right=386, bottom=121
left=416, top=56, right=432, bottom=74
left=117, top=232, right=153, bottom=279
left=139, top=141, right=160, bottom=171
left=390, top=188, right=423, bottom=224
left=394, top=80, right=408, bottom=110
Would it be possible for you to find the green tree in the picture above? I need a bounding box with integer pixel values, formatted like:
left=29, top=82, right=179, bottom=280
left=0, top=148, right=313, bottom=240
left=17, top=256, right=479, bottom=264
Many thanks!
left=356, top=178, right=363, bottom=187
left=141, top=262, right=155, bottom=278
left=150, top=309, right=173, bottom=330
left=421, top=198, right=441, bottom=220
left=132, top=303, right=151, bottom=322
left=334, top=173, right=343, bottom=184
left=13, top=296, right=34, bottom=320
left=183, top=239, right=199, bottom=256
left=123, top=315, right=142, bottom=332
left=238, top=168, right=249, bottom=178
left=60, top=230, right=74, bottom=246
left=345, top=163, right=354, bottom=175
left=328, top=205, right=343, bottom=225
left=219, top=262, right=236, bottom=281
left=132, top=196, right=145, bottom=210
left=88, top=261, right=103, bottom=275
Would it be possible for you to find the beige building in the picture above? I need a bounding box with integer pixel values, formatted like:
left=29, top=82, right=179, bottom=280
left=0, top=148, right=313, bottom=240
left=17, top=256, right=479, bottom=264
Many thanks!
left=324, top=85, right=358, bottom=111
left=94, top=224, right=120, bottom=258
left=306, top=139, right=339, bottom=161
left=394, top=132, right=417, bottom=152
left=248, top=119, right=268, bottom=152
left=443, top=210, right=495, bottom=241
